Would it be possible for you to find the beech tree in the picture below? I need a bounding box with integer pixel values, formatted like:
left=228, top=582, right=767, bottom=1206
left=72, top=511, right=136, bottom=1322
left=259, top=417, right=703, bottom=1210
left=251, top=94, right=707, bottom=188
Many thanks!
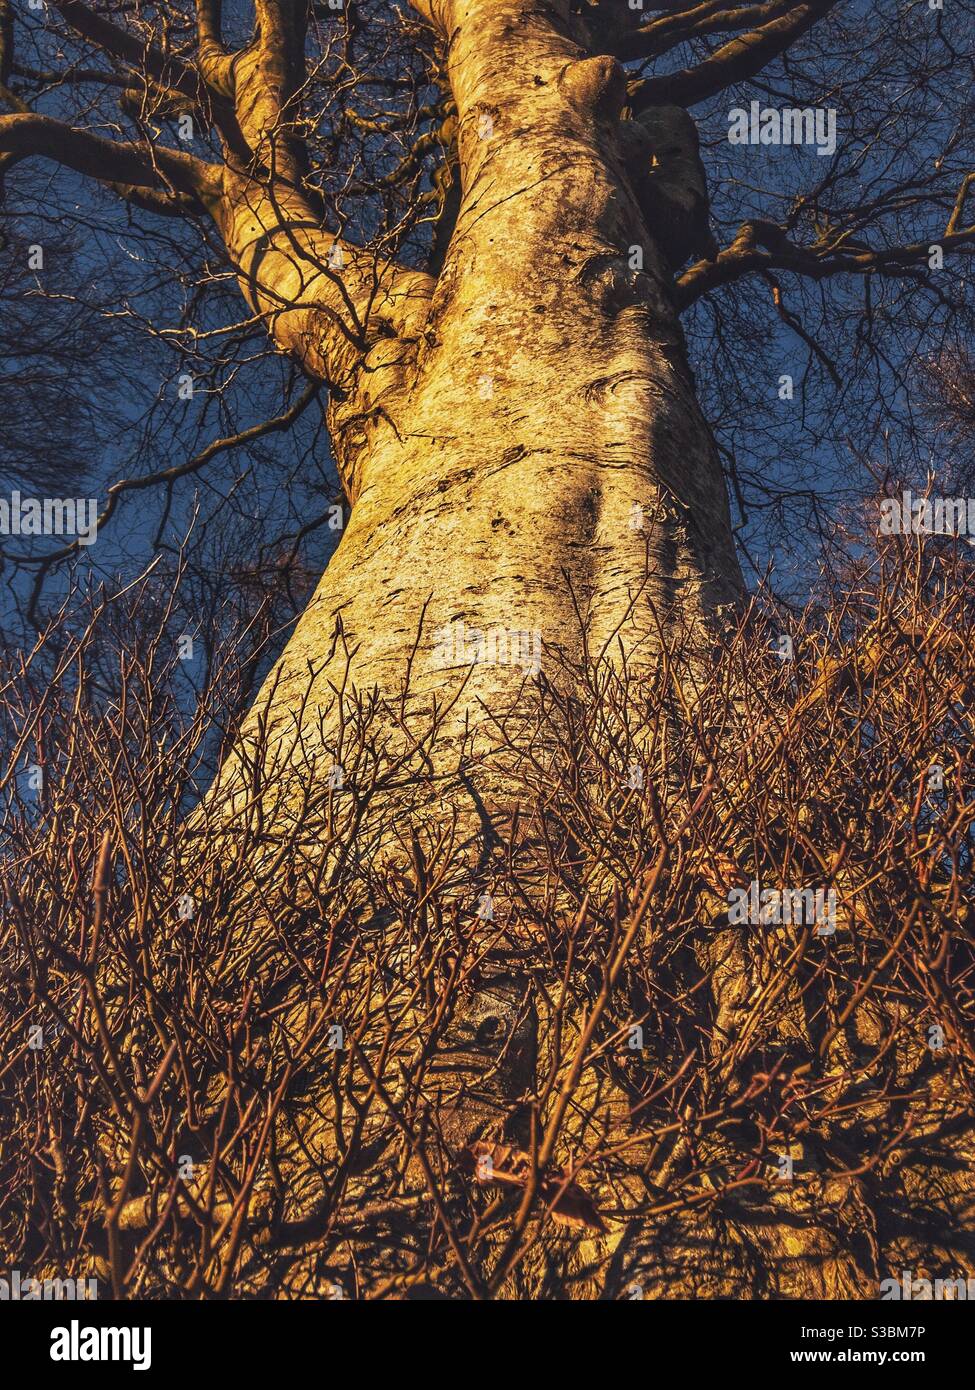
left=3, top=0, right=971, bottom=765
left=1, top=0, right=974, bottom=1300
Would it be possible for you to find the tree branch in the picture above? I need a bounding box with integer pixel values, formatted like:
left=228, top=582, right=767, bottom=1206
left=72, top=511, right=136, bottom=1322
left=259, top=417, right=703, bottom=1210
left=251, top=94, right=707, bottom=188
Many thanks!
left=49, top=0, right=245, bottom=153
left=195, top=0, right=236, bottom=99
left=0, top=111, right=221, bottom=207
left=51, top=0, right=202, bottom=104
left=207, top=1, right=434, bottom=393
left=229, top=0, right=310, bottom=187
left=675, top=213, right=975, bottom=309
left=628, top=0, right=841, bottom=111
left=615, top=0, right=802, bottom=64
left=10, top=4, right=434, bottom=416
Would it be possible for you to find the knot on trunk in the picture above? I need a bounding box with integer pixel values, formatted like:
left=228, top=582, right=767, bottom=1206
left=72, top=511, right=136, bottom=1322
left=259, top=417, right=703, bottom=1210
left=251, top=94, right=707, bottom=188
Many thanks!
left=618, top=105, right=719, bottom=271
left=558, top=55, right=626, bottom=123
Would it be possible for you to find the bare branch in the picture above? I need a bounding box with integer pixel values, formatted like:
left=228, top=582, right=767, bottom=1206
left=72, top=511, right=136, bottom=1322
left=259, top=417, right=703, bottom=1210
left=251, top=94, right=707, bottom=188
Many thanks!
left=51, top=0, right=203, bottom=104
left=628, top=0, right=842, bottom=111
left=0, top=110, right=221, bottom=206
left=676, top=213, right=975, bottom=309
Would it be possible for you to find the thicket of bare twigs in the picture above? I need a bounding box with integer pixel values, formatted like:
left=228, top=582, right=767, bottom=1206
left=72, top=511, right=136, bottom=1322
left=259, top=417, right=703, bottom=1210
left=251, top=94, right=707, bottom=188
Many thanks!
left=1, top=531, right=973, bottom=1299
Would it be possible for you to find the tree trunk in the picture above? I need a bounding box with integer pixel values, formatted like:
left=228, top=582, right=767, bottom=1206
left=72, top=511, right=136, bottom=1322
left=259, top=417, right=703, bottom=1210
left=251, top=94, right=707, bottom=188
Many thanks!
left=200, top=5, right=754, bottom=1284
left=215, top=3, right=743, bottom=833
